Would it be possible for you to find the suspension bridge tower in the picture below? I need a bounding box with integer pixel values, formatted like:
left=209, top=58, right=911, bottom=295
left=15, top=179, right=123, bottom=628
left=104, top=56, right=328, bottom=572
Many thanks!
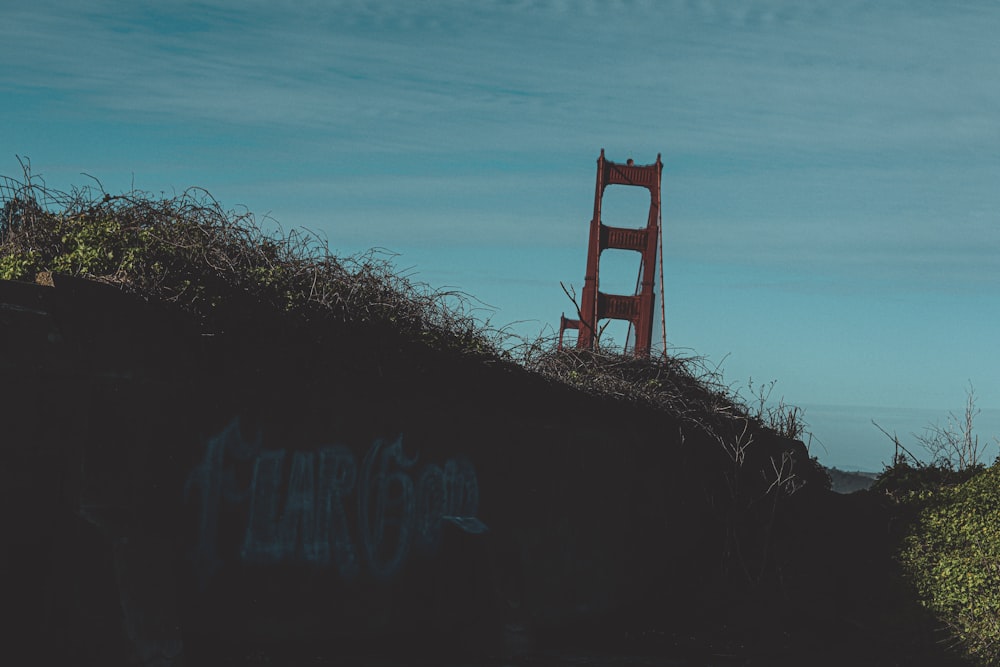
left=559, top=149, right=665, bottom=357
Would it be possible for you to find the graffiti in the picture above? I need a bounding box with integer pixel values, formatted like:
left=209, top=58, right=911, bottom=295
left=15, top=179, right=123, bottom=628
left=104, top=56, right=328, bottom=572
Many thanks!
left=358, top=436, right=415, bottom=579
left=185, top=418, right=483, bottom=586
left=240, top=444, right=363, bottom=578
left=184, top=418, right=261, bottom=588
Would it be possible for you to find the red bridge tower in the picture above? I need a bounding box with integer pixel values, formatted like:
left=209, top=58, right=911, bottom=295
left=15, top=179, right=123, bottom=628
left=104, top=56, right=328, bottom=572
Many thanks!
left=559, top=149, right=664, bottom=357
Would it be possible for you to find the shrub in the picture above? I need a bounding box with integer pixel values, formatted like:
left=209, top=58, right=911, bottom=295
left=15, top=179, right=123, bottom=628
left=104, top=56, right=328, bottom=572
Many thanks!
left=899, top=464, right=1000, bottom=665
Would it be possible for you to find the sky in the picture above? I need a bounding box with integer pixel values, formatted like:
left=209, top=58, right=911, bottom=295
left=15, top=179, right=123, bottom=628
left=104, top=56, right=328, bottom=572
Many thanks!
left=3, top=0, right=999, bottom=470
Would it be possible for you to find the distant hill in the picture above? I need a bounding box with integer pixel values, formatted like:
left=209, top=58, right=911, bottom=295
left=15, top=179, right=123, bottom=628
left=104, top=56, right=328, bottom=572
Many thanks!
left=826, top=467, right=879, bottom=493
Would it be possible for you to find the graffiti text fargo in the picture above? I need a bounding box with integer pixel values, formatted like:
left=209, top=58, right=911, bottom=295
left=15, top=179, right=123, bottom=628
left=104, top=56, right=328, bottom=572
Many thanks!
left=185, top=418, right=482, bottom=587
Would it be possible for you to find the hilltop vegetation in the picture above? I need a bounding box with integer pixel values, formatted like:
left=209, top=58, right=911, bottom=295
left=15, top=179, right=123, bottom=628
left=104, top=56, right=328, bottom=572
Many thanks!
left=0, top=172, right=495, bottom=355
left=0, top=169, right=813, bottom=443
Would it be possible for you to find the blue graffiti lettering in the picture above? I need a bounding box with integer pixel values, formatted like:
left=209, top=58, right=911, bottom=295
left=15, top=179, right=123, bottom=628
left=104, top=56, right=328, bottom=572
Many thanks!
left=316, top=445, right=360, bottom=578
left=359, top=436, right=416, bottom=579
left=184, top=418, right=261, bottom=588
left=185, top=417, right=484, bottom=586
left=415, top=463, right=446, bottom=553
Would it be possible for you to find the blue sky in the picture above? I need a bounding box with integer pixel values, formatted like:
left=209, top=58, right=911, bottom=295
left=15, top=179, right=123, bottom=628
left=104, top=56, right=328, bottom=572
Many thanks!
left=4, top=0, right=999, bottom=470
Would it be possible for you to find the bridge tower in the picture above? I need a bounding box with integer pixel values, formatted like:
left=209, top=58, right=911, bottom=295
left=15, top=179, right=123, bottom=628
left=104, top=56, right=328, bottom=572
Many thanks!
left=559, top=149, right=664, bottom=357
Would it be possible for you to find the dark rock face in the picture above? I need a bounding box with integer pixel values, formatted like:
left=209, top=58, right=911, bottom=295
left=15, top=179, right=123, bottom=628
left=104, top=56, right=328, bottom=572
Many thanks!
left=3, top=276, right=946, bottom=666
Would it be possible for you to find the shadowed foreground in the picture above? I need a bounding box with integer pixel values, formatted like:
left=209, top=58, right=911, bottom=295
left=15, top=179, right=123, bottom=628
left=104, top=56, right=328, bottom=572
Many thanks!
left=0, top=181, right=973, bottom=666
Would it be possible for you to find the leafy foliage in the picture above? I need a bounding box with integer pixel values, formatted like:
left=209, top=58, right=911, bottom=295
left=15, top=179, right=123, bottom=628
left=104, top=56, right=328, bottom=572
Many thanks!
left=873, top=457, right=985, bottom=500
left=899, top=464, right=1000, bottom=665
left=873, top=385, right=993, bottom=502
left=0, top=171, right=495, bottom=352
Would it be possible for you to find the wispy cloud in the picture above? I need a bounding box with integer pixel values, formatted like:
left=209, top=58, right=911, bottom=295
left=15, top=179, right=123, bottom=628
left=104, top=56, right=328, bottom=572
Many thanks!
left=3, top=0, right=999, bottom=283
left=8, top=1, right=999, bottom=152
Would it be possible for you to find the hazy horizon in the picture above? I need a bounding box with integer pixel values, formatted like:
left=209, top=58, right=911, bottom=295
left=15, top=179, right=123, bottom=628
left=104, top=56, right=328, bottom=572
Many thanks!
left=802, top=403, right=1000, bottom=472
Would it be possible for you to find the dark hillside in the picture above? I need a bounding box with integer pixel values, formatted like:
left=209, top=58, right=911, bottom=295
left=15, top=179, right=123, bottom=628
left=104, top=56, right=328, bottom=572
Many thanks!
left=0, top=177, right=970, bottom=666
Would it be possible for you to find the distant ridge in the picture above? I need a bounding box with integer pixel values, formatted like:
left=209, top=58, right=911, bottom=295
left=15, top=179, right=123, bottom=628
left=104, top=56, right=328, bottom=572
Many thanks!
left=826, top=466, right=878, bottom=494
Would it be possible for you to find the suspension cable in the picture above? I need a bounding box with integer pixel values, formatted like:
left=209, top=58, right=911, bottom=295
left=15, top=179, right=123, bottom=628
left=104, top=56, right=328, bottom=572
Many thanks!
left=657, top=176, right=667, bottom=358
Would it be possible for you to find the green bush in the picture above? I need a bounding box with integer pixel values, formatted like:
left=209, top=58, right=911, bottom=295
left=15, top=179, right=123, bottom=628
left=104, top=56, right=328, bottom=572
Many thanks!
left=900, top=463, right=1000, bottom=664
